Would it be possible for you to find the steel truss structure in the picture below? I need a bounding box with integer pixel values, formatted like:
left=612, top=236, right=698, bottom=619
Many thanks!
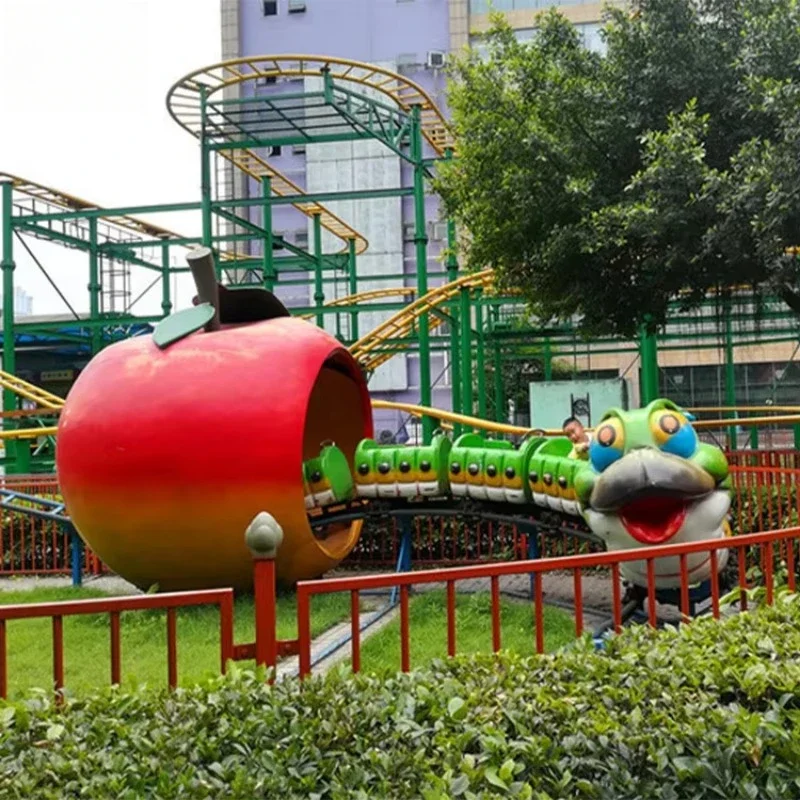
left=1, top=55, right=799, bottom=472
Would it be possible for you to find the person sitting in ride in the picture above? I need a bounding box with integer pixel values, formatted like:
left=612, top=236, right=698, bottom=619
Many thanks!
left=563, top=416, right=592, bottom=460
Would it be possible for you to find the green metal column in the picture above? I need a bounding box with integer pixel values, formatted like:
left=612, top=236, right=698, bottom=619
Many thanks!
left=199, top=87, right=214, bottom=267
left=475, top=289, right=487, bottom=426
left=543, top=337, right=553, bottom=381
left=445, top=149, right=462, bottom=434
left=88, top=217, right=101, bottom=355
left=313, top=213, right=324, bottom=328
left=724, top=298, right=737, bottom=450
left=638, top=317, right=659, bottom=405
left=491, top=308, right=504, bottom=422
left=1, top=180, right=20, bottom=472
left=411, top=106, right=432, bottom=444
left=348, top=238, right=358, bottom=342
left=460, top=287, right=472, bottom=419
left=261, top=176, right=275, bottom=290
left=160, top=237, right=172, bottom=317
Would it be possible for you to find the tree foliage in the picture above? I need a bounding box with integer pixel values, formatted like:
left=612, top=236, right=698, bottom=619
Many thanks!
left=436, top=0, right=800, bottom=338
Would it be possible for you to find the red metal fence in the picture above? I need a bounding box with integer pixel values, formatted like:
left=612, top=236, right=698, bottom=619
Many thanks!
left=296, top=526, right=800, bottom=678
left=0, top=525, right=797, bottom=697
left=0, top=589, right=235, bottom=702
left=2, top=454, right=800, bottom=577
left=0, top=475, right=105, bottom=576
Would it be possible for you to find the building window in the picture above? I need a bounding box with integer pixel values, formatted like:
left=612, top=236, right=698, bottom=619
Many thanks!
left=268, top=145, right=282, bottom=156
left=288, top=0, right=307, bottom=11
left=263, top=1, right=278, bottom=16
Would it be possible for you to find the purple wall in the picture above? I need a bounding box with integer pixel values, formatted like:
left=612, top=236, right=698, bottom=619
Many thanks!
left=236, top=0, right=455, bottom=428
left=239, top=0, right=449, bottom=65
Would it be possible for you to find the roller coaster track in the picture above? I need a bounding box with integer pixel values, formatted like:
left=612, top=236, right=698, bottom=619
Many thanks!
left=350, top=269, right=497, bottom=371
left=0, top=370, right=64, bottom=410
left=300, top=287, right=417, bottom=321
left=167, top=55, right=455, bottom=256
left=371, top=399, right=800, bottom=436
left=0, top=172, right=184, bottom=243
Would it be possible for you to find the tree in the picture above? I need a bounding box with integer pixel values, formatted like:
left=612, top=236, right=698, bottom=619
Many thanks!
left=436, top=0, right=800, bottom=339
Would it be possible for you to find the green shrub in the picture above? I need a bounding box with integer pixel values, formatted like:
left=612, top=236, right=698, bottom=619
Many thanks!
left=2, top=595, right=800, bottom=798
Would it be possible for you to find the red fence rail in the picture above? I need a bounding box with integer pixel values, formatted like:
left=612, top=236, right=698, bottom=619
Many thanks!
left=0, top=589, right=235, bottom=701
left=296, top=526, right=800, bottom=678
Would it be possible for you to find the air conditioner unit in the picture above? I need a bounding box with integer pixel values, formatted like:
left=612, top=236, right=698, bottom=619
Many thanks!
left=288, top=0, right=307, bottom=12
left=292, top=143, right=307, bottom=155
left=427, top=51, right=447, bottom=69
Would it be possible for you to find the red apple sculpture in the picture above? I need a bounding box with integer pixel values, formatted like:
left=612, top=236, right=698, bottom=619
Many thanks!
left=56, top=247, right=372, bottom=591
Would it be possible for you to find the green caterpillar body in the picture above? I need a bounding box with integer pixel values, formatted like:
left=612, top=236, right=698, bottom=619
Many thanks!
left=303, top=431, right=584, bottom=517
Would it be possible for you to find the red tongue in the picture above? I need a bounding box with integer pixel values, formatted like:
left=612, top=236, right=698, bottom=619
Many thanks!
left=620, top=496, right=688, bottom=544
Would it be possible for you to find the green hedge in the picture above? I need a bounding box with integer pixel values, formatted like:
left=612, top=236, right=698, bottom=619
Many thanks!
left=2, top=596, right=800, bottom=798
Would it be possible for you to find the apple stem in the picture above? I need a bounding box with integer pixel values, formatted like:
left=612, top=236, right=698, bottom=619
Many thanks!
left=186, top=246, right=221, bottom=331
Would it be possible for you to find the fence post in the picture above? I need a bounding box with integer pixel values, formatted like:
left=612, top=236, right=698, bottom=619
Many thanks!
left=245, top=512, right=283, bottom=679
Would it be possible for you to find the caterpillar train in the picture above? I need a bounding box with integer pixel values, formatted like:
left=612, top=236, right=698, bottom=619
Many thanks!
left=303, top=431, right=581, bottom=516
left=303, top=399, right=734, bottom=591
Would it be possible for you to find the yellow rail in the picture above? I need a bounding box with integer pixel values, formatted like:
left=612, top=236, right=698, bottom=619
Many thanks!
left=373, top=400, right=800, bottom=437
left=0, top=172, right=185, bottom=241
left=350, top=269, right=496, bottom=370
left=300, top=287, right=417, bottom=320
left=0, top=426, right=57, bottom=440
left=0, top=371, right=64, bottom=410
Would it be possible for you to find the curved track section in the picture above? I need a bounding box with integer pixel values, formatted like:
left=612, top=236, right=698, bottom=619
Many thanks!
left=350, top=269, right=496, bottom=371
left=0, top=172, right=184, bottom=242
left=301, top=287, right=417, bottom=321
left=373, top=399, right=800, bottom=435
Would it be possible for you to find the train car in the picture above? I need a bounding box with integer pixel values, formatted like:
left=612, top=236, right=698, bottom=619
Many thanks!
left=527, top=438, right=573, bottom=512
left=303, top=442, right=354, bottom=509
left=354, top=432, right=451, bottom=499
left=505, top=435, right=545, bottom=504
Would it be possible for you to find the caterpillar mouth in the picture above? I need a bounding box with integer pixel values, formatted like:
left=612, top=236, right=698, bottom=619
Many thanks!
left=619, top=494, right=688, bottom=544
left=590, top=448, right=714, bottom=512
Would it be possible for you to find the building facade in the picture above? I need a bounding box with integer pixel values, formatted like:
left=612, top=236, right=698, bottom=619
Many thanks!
left=221, top=2, right=800, bottom=436
left=220, top=0, right=609, bottom=440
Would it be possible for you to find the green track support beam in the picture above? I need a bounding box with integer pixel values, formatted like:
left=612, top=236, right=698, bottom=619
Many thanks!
left=200, top=87, right=213, bottom=260
left=544, top=338, right=553, bottom=382
left=491, top=308, right=504, bottom=423
left=1, top=179, right=19, bottom=472
left=445, top=147, right=461, bottom=434
left=638, top=318, right=659, bottom=405
left=160, top=237, right=172, bottom=317
left=724, top=298, right=737, bottom=450
left=460, top=287, right=472, bottom=421
left=475, top=289, right=487, bottom=431
left=313, top=214, right=324, bottom=328
left=348, top=238, right=358, bottom=341
left=88, top=217, right=101, bottom=354
left=411, top=106, right=432, bottom=444
left=261, top=176, right=275, bottom=290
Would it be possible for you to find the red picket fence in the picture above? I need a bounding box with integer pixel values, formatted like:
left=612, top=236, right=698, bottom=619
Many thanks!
left=0, top=589, right=235, bottom=702
left=0, top=474, right=105, bottom=577
left=296, top=526, right=800, bottom=678
left=0, top=526, right=797, bottom=697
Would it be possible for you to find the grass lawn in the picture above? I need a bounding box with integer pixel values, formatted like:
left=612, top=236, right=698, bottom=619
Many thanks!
left=0, top=585, right=352, bottom=699
left=354, top=589, right=578, bottom=674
